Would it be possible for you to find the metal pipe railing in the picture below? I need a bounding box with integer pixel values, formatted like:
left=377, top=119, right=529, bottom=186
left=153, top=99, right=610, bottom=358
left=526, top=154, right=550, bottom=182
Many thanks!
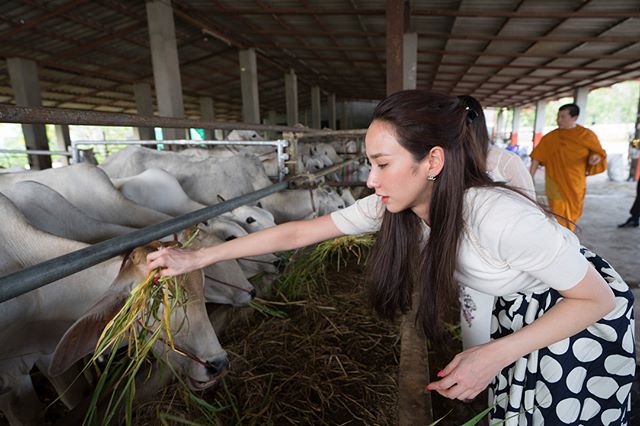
left=0, top=148, right=71, bottom=156
left=296, top=128, right=367, bottom=139
left=0, top=181, right=288, bottom=303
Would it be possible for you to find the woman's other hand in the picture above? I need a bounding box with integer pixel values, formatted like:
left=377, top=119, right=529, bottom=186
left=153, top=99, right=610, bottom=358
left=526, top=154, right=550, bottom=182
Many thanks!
left=425, top=342, right=513, bottom=401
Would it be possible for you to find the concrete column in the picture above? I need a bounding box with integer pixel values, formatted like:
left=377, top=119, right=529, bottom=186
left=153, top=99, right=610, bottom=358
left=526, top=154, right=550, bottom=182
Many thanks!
left=327, top=93, right=337, bottom=130
left=573, top=87, right=589, bottom=125
left=386, top=0, right=404, bottom=95
left=6, top=57, right=51, bottom=169
left=403, top=32, right=417, bottom=90
left=510, top=107, right=521, bottom=147
left=54, top=125, right=71, bottom=165
left=133, top=83, right=155, bottom=141
left=341, top=101, right=349, bottom=130
left=239, top=48, right=260, bottom=124
left=311, top=86, right=321, bottom=129
left=146, top=0, right=185, bottom=141
left=285, top=69, right=299, bottom=126
left=263, top=109, right=278, bottom=140
left=492, top=108, right=505, bottom=142
left=199, top=97, right=215, bottom=140
left=533, top=100, right=546, bottom=147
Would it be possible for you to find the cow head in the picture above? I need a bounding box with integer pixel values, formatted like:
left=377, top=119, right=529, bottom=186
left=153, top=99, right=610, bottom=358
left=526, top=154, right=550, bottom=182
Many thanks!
left=48, top=242, right=228, bottom=391
left=200, top=220, right=278, bottom=280
left=228, top=204, right=275, bottom=233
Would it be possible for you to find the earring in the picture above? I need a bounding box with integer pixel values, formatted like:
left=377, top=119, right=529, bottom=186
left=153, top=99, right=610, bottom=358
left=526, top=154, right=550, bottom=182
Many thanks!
left=427, top=174, right=437, bottom=181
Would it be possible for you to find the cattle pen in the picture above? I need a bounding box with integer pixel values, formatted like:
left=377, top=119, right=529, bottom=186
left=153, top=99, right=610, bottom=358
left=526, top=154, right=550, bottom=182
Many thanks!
left=0, top=105, right=433, bottom=425
left=4, top=1, right=638, bottom=423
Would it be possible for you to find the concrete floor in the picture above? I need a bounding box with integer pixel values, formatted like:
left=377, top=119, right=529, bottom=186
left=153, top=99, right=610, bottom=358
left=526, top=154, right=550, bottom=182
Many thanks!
left=534, top=173, right=640, bottom=356
left=574, top=174, right=639, bottom=286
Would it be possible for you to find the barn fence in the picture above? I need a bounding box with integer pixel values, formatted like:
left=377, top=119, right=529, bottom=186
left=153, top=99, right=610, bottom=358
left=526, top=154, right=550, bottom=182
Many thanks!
left=0, top=104, right=367, bottom=303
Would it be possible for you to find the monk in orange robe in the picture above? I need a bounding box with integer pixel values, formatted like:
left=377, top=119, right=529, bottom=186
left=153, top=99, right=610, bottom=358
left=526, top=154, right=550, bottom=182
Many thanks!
left=530, top=103, right=606, bottom=230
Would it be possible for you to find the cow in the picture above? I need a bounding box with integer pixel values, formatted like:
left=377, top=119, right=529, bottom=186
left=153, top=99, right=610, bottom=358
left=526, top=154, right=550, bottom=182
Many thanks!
left=112, top=168, right=207, bottom=217
left=0, top=194, right=230, bottom=425
left=99, top=146, right=347, bottom=223
left=112, top=168, right=277, bottom=234
left=48, top=241, right=229, bottom=388
left=200, top=218, right=279, bottom=279
left=2, top=180, right=136, bottom=244
left=0, top=163, right=171, bottom=228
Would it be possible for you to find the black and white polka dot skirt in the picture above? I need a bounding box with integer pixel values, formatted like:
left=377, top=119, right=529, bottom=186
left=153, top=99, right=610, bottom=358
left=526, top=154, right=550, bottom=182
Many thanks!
left=489, top=248, right=636, bottom=425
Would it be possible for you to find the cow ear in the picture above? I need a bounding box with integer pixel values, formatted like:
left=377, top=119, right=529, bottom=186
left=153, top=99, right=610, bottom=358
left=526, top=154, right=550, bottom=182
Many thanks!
left=48, top=291, right=127, bottom=377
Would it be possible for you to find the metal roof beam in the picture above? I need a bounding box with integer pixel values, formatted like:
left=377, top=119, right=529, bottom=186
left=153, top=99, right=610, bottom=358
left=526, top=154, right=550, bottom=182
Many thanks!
left=171, top=7, right=640, bottom=19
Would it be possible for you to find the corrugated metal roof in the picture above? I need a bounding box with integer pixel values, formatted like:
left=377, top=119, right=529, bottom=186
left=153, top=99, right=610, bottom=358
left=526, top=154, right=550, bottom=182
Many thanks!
left=0, top=0, right=638, bottom=122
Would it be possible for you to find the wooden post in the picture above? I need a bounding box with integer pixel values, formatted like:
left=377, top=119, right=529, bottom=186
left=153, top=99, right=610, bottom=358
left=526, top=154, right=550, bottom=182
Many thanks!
left=398, top=293, right=433, bottom=425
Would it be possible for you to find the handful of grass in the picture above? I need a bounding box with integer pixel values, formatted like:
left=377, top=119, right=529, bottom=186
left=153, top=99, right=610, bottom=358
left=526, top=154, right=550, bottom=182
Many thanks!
left=84, top=272, right=189, bottom=425
left=84, top=234, right=199, bottom=425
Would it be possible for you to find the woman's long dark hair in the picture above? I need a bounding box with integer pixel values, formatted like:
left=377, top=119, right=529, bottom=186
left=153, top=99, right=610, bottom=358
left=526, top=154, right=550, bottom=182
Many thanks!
left=366, top=91, right=503, bottom=342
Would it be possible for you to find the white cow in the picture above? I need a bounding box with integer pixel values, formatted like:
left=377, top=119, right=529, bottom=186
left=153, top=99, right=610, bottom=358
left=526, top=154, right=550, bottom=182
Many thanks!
left=200, top=218, right=279, bottom=279
left=48, top=242, right=229, bottom=388
left=189, top=228, right=258, bottom=304
left=331, top=139, right=360, bottom=154
left=258, top=185, right=346, bottom=223
left=112, top=168, right=277, bottom=234
left=335, top=187, right=357, bottom=206
left=100, top=146, right=348, bottom=223
left=306, top=142, right=341, bottom=165
left=100, top=147, right=272, bottom=199
left=2, top=180, right=136, bottom=244
left=1, top=179, right=255, bottom=305
left=0, top=196, right=229, bottom=424
left=112, top=168, right=206, bottom=217
left=0, top=163, right=171, bottom=228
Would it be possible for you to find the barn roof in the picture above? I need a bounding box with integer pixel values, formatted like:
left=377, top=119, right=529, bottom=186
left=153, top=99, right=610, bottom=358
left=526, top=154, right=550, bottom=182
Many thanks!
left=0, top=0, right=639, bottom=121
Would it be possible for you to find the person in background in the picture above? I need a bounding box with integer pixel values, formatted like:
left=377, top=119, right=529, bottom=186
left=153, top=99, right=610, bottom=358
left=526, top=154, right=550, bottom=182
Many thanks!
left=618, top=178, right=640, bottom=228
left=626, top=137, right=639, bottom=182
left=148, top=91, right=634, bottom=424
left=457, top=95, right=536, bottom=350
left=529, top=103, right=607, bottom=230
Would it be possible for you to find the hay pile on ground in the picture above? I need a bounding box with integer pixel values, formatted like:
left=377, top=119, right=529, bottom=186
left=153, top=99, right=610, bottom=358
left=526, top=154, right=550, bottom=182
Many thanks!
left=131, top=240, right=400, bottom=425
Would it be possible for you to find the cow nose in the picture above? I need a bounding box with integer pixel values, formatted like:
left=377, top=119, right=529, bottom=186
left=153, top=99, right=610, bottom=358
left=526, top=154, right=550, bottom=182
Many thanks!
left=205, top=357, right=229, bottom=377
left=249, top=288, right=257, bottom=299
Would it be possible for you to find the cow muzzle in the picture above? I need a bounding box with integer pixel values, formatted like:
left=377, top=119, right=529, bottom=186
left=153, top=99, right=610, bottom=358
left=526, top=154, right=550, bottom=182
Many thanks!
left=187, top=355, right=229, bottom=391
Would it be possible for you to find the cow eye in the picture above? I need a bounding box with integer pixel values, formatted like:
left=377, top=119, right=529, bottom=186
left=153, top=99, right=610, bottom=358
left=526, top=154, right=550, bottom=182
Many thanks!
left=246, top=217, right=256, bottom=224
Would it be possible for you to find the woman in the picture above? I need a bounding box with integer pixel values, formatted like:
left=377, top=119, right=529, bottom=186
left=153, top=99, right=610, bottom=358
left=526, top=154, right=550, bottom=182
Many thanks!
left=147, top=91, right=634, bottom=424
left=457, top=95, right=537, bottom=350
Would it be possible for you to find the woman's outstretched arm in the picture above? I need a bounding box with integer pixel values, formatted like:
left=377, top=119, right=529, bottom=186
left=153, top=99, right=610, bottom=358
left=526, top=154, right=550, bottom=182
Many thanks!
left=147, top=214, right=344, bottom=277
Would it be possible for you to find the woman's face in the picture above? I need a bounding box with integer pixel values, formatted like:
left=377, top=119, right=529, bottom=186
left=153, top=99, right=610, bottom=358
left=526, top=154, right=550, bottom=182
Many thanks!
left=365, top=120, right=433, bottom=219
